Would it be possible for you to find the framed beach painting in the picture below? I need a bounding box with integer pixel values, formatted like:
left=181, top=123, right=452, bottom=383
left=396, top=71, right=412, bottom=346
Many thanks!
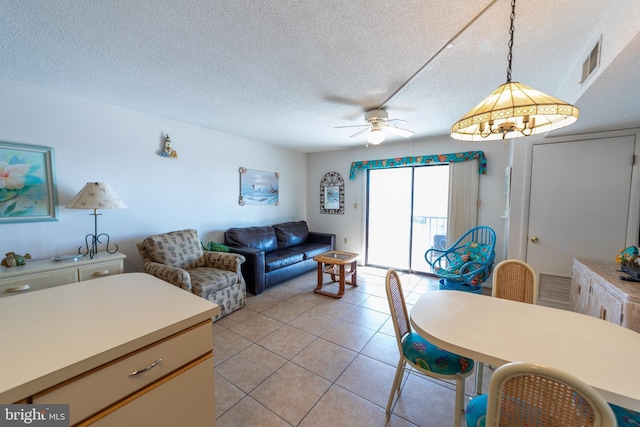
left=239, top=167, right=279, bottom=206
left=0, top=141, right=59, bottom=223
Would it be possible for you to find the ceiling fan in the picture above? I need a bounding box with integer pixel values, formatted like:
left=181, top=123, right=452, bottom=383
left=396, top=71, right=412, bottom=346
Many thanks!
left=335, top=108, right=414, bottom=145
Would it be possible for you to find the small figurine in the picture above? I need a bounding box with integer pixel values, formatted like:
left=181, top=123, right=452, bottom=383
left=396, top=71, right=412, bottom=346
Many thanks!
left=160, top=134, right=178, bottom=158
left=617, top=246, right=639, bottom=267
left=1, top=252, right=32, bottom=267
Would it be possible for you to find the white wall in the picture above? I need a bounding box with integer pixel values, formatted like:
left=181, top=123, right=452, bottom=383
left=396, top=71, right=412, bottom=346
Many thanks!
left=306, top=138, right=510, bottom=265
left=0, top=78, right=307, bottom=272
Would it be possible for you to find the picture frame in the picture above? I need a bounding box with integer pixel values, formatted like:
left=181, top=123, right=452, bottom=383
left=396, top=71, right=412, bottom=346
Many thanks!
left=0, top=141, right=58, bottom=223
left=320, top=171, right=344, bottom=214
left=239, top=167, right=279, bottom=206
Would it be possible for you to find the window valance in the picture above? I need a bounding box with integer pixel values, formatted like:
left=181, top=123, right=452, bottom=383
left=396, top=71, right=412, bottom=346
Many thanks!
left=349, top=151, right=487, bottom=179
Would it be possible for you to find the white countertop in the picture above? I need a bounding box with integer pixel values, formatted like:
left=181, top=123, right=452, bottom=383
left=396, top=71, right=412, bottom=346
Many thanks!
left=0, top=273, right=219, bottom=403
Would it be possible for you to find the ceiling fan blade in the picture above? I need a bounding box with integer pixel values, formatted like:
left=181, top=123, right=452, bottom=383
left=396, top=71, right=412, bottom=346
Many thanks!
left=385, top=118, right=408, bottom=124
left=383, top=124, right=414, bottom=138
left=349, top=127, right=371, bottom=138
left=335, top=124, right=369, bottom=129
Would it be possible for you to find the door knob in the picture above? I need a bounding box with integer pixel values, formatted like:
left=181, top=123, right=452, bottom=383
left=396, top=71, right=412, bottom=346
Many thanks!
left=530, top=236, right=539, bottom=243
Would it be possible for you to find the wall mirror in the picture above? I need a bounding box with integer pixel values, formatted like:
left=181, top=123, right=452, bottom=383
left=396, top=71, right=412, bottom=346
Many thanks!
left=320, top=171, right=344, bottom=214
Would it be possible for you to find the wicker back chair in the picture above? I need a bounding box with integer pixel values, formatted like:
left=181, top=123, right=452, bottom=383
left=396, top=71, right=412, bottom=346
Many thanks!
left=476, top=259, right=539, bottom=395
left=466, top=362, right=617, bottom=427
left=492, top=259, right=538, bottom=304
left=385, top=269, right=474, bottom=426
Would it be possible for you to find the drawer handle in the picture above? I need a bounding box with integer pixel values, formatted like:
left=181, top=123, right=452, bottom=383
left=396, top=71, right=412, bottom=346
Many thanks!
left=7, top=284, right=31, bottom=293
left=93, top=270, right=110, bottom=277
left=129, top=358, right=163, bottom=377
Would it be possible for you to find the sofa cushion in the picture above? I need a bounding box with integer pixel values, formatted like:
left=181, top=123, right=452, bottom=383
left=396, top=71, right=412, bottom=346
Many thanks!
left=265, top=250, right=305, bottom=272
left=273, top=221, right=309, bottom=249
left=294, top=243, right=331, bottom=259
left=143, top=228, right=205, bottom=269
left=225, top=226, right=278, bottom=252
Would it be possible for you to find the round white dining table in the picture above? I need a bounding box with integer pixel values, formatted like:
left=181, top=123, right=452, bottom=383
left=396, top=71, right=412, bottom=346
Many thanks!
left=410, top=290, right=640, bottom=411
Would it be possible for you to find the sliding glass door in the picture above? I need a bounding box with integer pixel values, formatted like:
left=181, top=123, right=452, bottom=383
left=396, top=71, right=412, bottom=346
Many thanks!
left=366, top=164, right=449, bottom=273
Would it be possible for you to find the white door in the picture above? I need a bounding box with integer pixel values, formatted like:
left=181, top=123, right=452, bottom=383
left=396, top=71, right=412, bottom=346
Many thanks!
left=527, top=135, right=635, bottom=308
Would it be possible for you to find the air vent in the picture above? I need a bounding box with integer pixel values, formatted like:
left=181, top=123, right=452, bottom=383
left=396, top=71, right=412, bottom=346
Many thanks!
left=580, top=36, right=601, bottom=83
left=538, top=273, right=571, bottom=310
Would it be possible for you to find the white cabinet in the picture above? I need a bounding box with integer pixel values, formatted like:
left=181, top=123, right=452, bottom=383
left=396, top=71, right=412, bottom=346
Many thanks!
left=0, top=273, right=220, bottom=426
left=570, top=258, right=640, bottom=333
left=0, top=252, right=125, bottom=298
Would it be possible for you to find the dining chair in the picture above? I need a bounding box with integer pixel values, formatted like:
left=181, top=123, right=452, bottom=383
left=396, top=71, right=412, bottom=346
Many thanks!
left=385, top=269, right=474, bottom=427
left=465, top=362, right=617, bottom=427
left=475, top=259, right=538, bottom=395
left=491, top=259, right=538, bottom=304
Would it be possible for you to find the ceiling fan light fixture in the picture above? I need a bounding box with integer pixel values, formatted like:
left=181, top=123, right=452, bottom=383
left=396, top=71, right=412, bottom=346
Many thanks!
left=450, top=0, right=579, bottom=141
left=367, top=126, right=385, bottom=145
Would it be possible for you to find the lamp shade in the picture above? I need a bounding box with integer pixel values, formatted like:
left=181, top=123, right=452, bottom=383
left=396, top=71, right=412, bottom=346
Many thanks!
left=66, top=182, right=127, bottom=210
left=450, top=81, right=579, bottom=141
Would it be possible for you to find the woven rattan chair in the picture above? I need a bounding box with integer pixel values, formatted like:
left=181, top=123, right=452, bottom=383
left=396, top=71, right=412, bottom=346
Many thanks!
left=475, top=259, right=539, bottom=395
left=466, top=362, right=617, bottom=427
left=491, top=259, right=538, bottom=304
left=385, top=269, right=474, bottom=427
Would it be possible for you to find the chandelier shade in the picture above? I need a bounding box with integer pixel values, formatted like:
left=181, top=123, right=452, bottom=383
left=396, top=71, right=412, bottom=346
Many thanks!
left=450, top=81, right=579, bottom=141
left=450, top=0, right=579, bottom=141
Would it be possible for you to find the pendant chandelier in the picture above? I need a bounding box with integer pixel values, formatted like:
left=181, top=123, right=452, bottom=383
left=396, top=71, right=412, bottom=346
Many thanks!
left=450, top=0, right=579, bottom=141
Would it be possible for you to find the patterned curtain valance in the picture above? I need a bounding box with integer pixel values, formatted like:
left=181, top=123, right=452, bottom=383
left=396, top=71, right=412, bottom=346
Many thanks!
left=349, top=151, right=487, bottom=179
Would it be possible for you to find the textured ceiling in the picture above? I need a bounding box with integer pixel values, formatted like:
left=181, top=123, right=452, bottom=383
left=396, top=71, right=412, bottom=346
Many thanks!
left=1, top=0, right=639, bottom=152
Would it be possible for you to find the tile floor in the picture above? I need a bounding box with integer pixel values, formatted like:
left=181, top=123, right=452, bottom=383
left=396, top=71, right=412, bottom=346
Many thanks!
left=213, top=266, right=493, bottom=427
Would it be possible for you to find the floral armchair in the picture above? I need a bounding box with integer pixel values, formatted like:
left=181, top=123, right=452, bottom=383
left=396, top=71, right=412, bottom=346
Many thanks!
left=425, top=226, right=496, bottom=290
left=136, top=229, right=246, bottom=321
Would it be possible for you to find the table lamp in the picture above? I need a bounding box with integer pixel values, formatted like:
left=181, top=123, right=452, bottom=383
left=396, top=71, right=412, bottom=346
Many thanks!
left=66, top=182, right=127, bottom=258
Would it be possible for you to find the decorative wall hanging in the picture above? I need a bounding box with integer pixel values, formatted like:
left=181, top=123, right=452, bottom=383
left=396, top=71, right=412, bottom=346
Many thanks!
left=239, top=167, right=279, bottom=206
left=0, top=141, right=58, bottom=223
left=349, top=150, right=487, bottom=179
left=320, top=171, right=344, bottom=214
left=159, top=134, right=178, bottom=158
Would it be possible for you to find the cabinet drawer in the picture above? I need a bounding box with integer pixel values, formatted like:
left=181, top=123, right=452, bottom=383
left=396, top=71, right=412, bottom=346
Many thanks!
left=85, top=355, right=215, bottom=427
left=78, top=261, right=123, bottom=281
left=34, top=321, right=213, bottom=425
left=0, top=269, right=78, bottom=298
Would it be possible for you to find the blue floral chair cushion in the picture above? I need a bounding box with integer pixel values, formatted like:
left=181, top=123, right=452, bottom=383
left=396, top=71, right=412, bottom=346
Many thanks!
left=466, top=394, right=640, bottom=426
left=434, top=241, right=493, bottom=285
left=465, top=393, right=487, bottom=427
left=402, top=332, right=474, bottom=375
left=610, top=403, right=640, bottom=426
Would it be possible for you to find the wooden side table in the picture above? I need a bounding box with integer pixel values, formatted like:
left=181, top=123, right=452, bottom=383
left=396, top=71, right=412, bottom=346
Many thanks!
left=313, top=251, right=359, bottom=298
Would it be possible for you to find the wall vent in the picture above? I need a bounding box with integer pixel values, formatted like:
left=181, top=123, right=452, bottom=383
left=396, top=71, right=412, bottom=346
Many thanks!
left=538, top=273, right=571, bottom=310
left=580, top=36, right=601, bottom=84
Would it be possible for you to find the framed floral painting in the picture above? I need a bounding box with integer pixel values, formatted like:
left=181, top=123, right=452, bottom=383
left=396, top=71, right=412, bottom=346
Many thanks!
left=0, top=141, right=58, bottom=223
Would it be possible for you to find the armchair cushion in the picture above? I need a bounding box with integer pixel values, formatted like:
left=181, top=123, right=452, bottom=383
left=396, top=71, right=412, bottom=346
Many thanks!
left=142, top=229, right=205, bottom=269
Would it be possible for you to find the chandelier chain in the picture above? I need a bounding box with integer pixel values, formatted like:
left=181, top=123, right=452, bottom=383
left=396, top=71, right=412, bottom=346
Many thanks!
left=506, top=0, right=516, bottom=83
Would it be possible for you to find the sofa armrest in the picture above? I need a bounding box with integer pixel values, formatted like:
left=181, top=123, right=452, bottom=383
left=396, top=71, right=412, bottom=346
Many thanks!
left=143, top=262, right=192, bottom=293
left=204, top=251, right=246, bottom=273
left=308, top=232, right=336, bottom=250
left=227, top=246, right=265, bottom=295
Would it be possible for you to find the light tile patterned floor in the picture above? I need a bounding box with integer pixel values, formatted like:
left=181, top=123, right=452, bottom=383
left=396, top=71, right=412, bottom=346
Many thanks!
left=213, top=267, right=493, bottom=427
